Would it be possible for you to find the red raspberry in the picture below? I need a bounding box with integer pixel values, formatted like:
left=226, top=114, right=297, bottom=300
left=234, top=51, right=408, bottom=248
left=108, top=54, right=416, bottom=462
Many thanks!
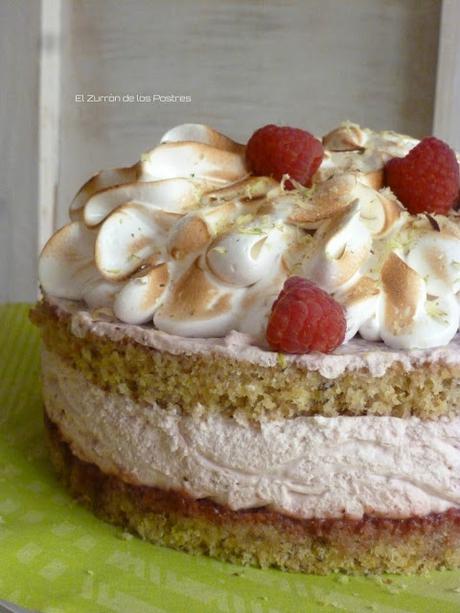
left=267, top=277, right=346, bottom=354
left=384, top=137, right=460, bottom=215
left=246, top=124, right=324, bottom=189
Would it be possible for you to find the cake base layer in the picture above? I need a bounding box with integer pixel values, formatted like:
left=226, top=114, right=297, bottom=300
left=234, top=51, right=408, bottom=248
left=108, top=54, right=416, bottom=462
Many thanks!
left=45, top=413, right=460, bottom=575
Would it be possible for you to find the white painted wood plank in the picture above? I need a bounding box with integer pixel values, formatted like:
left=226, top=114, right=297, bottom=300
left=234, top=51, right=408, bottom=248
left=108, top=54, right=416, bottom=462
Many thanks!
left=0, top=1, right=41, bottom=302
left=39, top=0, right=62, bottom=252
left=434, top=0, right=460, bottom=150
left=56, top=0, right=441, bottom=228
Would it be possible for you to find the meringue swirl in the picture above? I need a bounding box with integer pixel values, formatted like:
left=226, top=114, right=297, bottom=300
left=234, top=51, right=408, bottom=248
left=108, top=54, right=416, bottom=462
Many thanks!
left=39, top=121, right=460, bottom=350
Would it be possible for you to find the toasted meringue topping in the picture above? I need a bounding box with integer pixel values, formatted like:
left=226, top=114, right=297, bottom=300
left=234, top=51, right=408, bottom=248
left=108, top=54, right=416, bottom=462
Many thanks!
left=141, top=141, right=247, bottom=184
left=355, top=169, right=384, bottom=191
left=322, top=123, right=367, bottom=151
left=201, top=176, right=278, bottom=206
left=160, top=123, right=245, bottom=154
left=113, top=263, right=169, bottom=325
left=206, top=226, right=285, bottom=287
left=367, top=252, right=460, bottom=349
left=360, top=188, right=404, bottom=237
left=83, top=178, right=200, bottom=227
left=406, top=231, right=460, bottom=295
left=39, top=122, right=460, bottom=351
left=39, top=221, right=98, bottom=299
left=169, top=215, right=211, bottom=260
left=69, top=164, right=140, bottom=220
left=154, top=258, right=243, bottom=337
left=94, top=203, right=179, bottom=281
left=301, top=201, right=372, bottom=293
left=381, top=253, right=424, bottom=332
left=315, top=121, right=420, bottom=190
left=284, top=174, right=360, bottom=227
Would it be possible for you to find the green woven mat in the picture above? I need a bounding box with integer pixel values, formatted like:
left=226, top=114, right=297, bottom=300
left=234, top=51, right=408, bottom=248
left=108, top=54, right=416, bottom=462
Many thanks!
left=1, top=304, right=460, bottom=613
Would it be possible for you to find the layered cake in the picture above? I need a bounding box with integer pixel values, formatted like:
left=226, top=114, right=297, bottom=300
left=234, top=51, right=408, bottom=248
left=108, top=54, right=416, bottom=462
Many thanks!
left=31, top=121, right=460, bottom=574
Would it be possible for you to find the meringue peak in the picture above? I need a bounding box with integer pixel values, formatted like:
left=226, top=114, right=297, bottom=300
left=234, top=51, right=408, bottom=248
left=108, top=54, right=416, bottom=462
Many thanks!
left=39, top=121, right=460, bottom=351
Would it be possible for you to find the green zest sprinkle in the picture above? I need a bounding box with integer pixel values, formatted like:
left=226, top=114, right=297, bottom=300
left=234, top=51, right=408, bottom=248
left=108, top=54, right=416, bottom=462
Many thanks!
left=127, top=253, right=142, bottom=262
left=426, top=299, right=448, bottom=324
left=211, top=246, right=227, bottom=255
left=277, top=353, right=287, bottom=368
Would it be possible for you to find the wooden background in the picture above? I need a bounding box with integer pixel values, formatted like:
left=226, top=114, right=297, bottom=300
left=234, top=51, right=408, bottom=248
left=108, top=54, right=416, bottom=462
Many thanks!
left=2, top=0, right=458, bottom=302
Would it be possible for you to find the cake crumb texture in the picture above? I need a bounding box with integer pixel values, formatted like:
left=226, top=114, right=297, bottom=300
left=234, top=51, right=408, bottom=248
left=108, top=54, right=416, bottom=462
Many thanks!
left=32, top=301, right=460, bottom=420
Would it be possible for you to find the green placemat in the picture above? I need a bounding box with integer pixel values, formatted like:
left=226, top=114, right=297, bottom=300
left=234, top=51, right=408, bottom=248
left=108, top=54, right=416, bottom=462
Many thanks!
left=1, top=304, right=460, bottom=613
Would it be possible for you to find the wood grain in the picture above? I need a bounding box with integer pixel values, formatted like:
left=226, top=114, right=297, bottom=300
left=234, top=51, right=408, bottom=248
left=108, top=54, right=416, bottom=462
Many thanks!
left=434, top=0, right=460, bottom=150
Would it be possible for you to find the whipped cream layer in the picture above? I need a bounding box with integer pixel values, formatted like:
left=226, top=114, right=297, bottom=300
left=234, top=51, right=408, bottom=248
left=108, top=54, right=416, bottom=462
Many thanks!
left=43, top=350, right=460, bottom=519
left=51, top=296, right=460, bottom=378
left=39, top=122, right=460, bottom=350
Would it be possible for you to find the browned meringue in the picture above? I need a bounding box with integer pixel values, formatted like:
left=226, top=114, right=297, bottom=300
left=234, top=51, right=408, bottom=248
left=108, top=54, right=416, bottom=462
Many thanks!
left=39, top=122, right=460, bottom=350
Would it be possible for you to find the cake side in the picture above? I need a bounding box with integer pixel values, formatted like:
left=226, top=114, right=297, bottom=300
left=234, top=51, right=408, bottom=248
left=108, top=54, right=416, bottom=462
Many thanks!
left=45, top=415, right=460, bottom=575
left=32, top=299, right=460, bottom=421
left=42, top=348, right=460, bottom=520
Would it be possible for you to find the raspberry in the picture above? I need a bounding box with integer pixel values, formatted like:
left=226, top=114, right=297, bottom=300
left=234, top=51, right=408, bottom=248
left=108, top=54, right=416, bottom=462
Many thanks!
left=246, top=124, right=324, bottom=189
left=267, top=277, right=346, bottom=354
left=384, top=137, right=460, bottom=215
